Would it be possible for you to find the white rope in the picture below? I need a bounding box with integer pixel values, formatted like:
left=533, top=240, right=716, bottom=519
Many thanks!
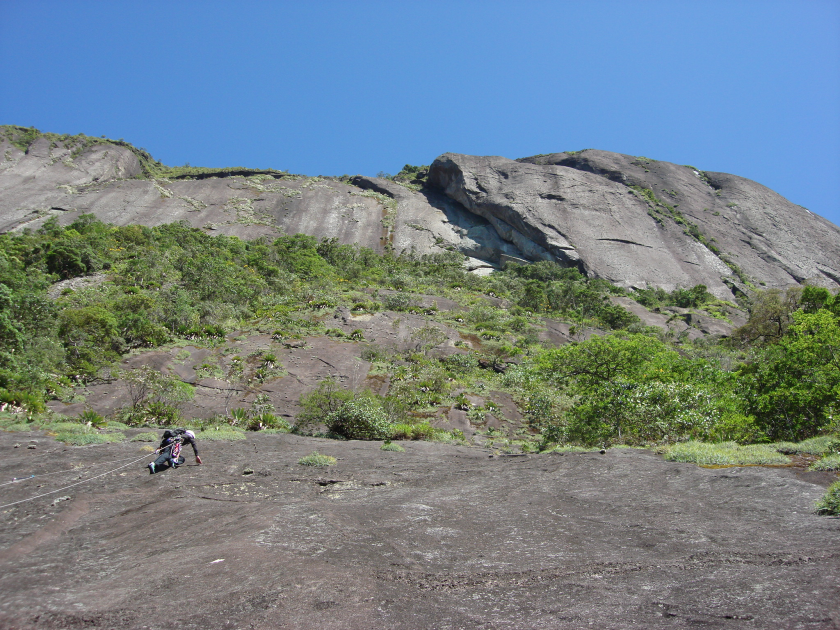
left=0, top=452, right=160, bottom=487
left=0, top=453, right=155, bottom=510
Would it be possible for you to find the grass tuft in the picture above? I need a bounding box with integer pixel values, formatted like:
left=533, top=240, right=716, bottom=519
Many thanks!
left=663, top=441, right=789, bottom=466
left=55, top=432, right=125, bottom=446
left=194, top=428, right=246, bottom=441
left=298, top=451, right=337, bottom=467
left=815, top=481, right=840, bottom=516
left=809, top=454, right=840, bottom=471
left=381, top=441, right=405, bottom=452
left=103, top=421, right=131, bottom=432
left=774, top=435, right=840, bottom=456
left=130, top=432, right=159, bottom=442
left=1, top=422, right=32, bottom=432
left=43, top=421, right=90, bottom=434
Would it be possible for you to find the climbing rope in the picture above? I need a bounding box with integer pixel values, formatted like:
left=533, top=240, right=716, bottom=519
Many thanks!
left=0, top=451, right=162, bottom=487
left=0, top=452, right=156, bottom=510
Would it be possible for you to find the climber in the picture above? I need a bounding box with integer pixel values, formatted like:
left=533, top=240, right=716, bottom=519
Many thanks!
left=149, top=428, right=202, bottom=474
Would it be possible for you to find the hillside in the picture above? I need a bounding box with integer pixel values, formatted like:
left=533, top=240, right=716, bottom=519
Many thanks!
left=3, top=126, right=839, bottom=302
left=1, top=125, right=840, bottom=629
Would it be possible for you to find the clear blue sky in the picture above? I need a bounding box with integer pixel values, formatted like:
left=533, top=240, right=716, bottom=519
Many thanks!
left=2, top=1, right=838, bottom=226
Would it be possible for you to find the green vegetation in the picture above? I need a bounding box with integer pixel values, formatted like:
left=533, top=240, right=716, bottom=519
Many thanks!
left=327, top=397, right=392, bottom=440
left=54, top=431, right=125, bottom=446
left=662, top=442, right=789, bottom=466
left=389, top=164, right=430, bottom=191
left=130, top=432, right=159, bottom=442
left=0, top=192, right=837, bottom=454
left=814, top=481, right=840, bottom=515
left=774, top=435, right=840, bottom=456
left=298, top=451, right=337, bottom=467
left=809, top=454, right=840, bottom=471
left=381, top=441, right=405, bottom=452
left=194, top=427, right=246, bottom=441
left=1, top=125, right=291, bottom=182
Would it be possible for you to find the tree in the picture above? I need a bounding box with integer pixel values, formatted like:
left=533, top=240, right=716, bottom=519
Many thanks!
left=294, top=378, right=355, bottom=433
left=58, top=306, right=122, bottom=378
left=731, top=287, right=802, bottom=346
left=45, top=241, right=100, bottom=278
left=536, top=333, right=672, bottom=387
left=411, top=323, right=447, bottom=355
left=122, top=365, right=194, bottom=425
left=738, top=309, right=840, bottom=440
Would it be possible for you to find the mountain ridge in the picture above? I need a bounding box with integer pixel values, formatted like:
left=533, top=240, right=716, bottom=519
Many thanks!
left=2, top=125, right=838, bottom=301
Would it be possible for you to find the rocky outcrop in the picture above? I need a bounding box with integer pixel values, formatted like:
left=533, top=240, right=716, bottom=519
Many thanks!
left=2, top=127, right=838, bottom=297
left=0, top=134, right=390, bottom=247
left=428, top=151, right=840, bottom=298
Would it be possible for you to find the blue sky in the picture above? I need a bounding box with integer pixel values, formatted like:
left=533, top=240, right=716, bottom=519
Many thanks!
left=1, top=1, right=838, bottom=226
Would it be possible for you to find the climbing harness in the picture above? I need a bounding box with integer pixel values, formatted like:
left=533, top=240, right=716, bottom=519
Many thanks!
left=169, top=438, right=183, bottom=467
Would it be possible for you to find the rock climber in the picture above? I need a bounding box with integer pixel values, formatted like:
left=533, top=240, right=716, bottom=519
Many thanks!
left=149, top=428, right=202, bottom=474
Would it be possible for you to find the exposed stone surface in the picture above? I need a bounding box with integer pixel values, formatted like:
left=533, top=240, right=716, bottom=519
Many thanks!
left=0, top=136, right=388, bottom=247
left=429, top=151, right=840, bottom=299
left=3, top=129, right=839, bottom=299
left=0, top=430, right=837, bottom=629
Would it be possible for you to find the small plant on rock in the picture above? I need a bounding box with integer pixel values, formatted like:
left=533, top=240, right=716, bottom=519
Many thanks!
left=130, top=432, right=159, bottom=442
left=298, top=451, right=337, bottom=467
left=78, top=408, right=106, bottom=428
left=815, top=481, right=840, bottom=516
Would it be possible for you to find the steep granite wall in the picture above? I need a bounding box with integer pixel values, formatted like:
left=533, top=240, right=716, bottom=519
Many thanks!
left=2, top=127, right=838, bottom=296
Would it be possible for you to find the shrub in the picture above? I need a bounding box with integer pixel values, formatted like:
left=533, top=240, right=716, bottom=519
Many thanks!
left=809, top=454, right=840, bottom=471
left=407, top=421, right=436, bottom=440
left=440, top=353, right=477, bottom=374
left=298, top=451, right=337, bottom=467
left=145, top=401, right=182, bottom=426
left=381, top=441, right=405, bottom=452
left=295, top=378, right=355, bottom=433
left=77, top=409, right=106, bottom=427
left=706, top=413, right=765, bottom=445
left=382, top=293, right=415, bottom=311
left=814, top=481, right=840, bottom=515
left=390, top=423, right=416, bottom=440
left=567, top=380, right=720, bottom=446
left=245, top=412, right=291, bottom=432
left=662, top=441, right=789, bottom=466
left=327, top=397, right=392, bottom=440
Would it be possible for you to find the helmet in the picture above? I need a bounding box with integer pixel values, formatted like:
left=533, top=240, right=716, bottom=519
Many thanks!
left=184, top=430, right=196, bottom=440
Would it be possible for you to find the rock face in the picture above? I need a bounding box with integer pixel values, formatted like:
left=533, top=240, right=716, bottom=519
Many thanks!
left=1, top=430, right=837, bottom=629
left=3, top=127, right=839, bottom=298
left=428, top=151, right=840, bottom=299
left=0, top=134, right=390, bottom=246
